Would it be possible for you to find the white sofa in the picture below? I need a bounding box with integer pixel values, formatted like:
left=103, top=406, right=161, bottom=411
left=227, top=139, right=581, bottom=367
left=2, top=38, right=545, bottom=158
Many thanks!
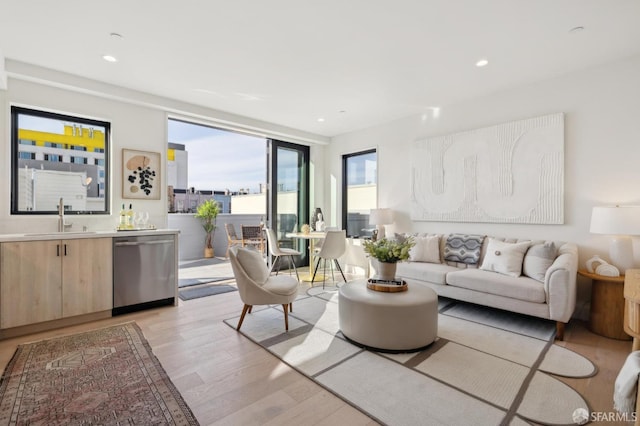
left=393, top=234, right=578, bottom=340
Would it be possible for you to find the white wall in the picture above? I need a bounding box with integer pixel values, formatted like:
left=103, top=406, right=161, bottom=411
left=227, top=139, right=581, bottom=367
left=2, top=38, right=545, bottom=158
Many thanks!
left=326, top=55, right=640, bottom=313
left=0, top=78, right=168, bottom=233
left=0, top=64, right=327, bottom=234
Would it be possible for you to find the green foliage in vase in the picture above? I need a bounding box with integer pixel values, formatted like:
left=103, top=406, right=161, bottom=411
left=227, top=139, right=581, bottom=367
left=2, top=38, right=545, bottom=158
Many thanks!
left=363, top=235, right=415, bottom=263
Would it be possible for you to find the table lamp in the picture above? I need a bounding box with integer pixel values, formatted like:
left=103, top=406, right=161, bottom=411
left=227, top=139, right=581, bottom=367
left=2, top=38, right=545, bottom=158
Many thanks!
left=590, top=205, right=640, bottom=273
left=369, top=208, right=393, bottom=239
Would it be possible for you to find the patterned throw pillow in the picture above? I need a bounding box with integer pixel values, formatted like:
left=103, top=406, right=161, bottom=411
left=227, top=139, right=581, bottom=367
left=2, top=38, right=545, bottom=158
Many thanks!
left=480, top=239, right=531, bottom=277
left=523, top=242, right=558, bottom=282
left=444, top=234, right=485, bottom=264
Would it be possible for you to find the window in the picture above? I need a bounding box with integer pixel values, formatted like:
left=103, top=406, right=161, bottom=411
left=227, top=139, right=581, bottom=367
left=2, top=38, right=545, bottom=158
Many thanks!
left=11, top=106, right=110, bottom=214
left=342, top=149, right=377, bottom=238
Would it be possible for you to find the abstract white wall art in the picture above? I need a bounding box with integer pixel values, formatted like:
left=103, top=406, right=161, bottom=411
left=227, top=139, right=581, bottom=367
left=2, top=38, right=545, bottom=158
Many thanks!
left=411, top=113, right=564, bottom=224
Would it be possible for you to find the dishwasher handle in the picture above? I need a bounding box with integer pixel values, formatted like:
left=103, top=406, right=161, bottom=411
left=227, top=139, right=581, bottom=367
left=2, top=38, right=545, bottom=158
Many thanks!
left=114, top=239, right=174, bottom=247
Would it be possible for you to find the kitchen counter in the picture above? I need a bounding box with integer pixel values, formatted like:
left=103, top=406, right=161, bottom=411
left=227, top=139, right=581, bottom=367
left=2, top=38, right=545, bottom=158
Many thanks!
left=0, top=228, right=180, bottom=339
left=0, top=229, right=180, bottom=243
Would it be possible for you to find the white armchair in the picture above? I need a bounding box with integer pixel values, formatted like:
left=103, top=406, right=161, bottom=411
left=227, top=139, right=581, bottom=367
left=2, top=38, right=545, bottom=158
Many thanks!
left=229, top=246, right=299, bottom=331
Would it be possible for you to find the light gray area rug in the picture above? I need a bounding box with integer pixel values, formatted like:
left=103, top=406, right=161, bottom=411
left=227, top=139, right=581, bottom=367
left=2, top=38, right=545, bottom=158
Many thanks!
left=224, top=287, right=596, bottom=426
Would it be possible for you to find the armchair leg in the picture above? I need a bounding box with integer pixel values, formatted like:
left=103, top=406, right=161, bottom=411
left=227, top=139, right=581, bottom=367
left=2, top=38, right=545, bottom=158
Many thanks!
left=237, top=304, right=251, bottom=331
left=248, top=306, right=253, bottom=313
left=289, top=302, right=293, bottom=312
left=555, top=321, right=565, bottom=341
left=282, top=304, right=290, bottom=331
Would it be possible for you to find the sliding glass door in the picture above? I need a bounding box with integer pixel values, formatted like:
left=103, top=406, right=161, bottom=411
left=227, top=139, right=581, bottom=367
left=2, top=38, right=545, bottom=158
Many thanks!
left=268, top=139, right=310, bottom=266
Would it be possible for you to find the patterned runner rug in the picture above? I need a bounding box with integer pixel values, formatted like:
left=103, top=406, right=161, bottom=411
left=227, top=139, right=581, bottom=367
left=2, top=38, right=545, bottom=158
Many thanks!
left=225, top=286, right=596, bottom=425
left=0, top=322, right=198, bottom=425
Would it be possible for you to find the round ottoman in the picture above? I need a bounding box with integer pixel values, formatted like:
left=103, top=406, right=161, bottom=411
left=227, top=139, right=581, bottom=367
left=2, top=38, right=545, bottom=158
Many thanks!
left=338, top=280, right=438, bottom=352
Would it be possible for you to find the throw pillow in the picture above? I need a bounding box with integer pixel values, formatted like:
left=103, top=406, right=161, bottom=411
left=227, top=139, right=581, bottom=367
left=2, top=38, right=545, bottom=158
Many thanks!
left=523, top=241, right=558, bottom=282
left=409, top=235, right=441, bottom=263
left=480, top=239, right=531, bottom=277
left=236, top=247, right=269, bottom=284
left=444, top=234, right=485, bottom=264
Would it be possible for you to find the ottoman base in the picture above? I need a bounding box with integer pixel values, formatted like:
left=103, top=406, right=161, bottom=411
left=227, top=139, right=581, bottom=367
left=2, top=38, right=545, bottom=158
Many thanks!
left=339, top=280, right=438, bottom=352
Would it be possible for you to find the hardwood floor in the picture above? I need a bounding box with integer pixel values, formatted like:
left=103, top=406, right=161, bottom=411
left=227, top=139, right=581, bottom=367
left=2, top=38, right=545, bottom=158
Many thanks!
left=0, top=279, right=633, bottom=425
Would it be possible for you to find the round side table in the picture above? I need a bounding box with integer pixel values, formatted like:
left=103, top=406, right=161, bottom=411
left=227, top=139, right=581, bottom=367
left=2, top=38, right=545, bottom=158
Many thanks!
left=579, top=269, right=631, bottom=340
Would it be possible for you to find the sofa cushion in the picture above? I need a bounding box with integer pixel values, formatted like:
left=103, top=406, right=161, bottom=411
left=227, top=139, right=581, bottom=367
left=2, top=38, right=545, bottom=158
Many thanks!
left=523, top=241, right=558, bottom=282
left=409, top=235, right=441, bottom=263
left=446, top=269, right=546, bottom=303
left=396, top=261, right=458, bottom=285
left=480, top=239, right=530, bottom=277
left=443, top=234, right=485, bottom=264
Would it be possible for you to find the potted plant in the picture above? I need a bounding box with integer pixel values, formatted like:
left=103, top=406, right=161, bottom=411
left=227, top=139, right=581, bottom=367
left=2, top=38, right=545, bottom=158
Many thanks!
left=195, top=199, right=220, bottom=258
left=363, top=235, right=415, bottom=280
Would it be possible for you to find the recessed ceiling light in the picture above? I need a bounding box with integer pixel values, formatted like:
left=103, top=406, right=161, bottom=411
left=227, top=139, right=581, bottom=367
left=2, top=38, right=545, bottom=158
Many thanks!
left=102, top=55, right=118, bottom=62
left=569, top=26, right=585, bottom=34
left=110, top=32, right=123, bottom=39
left=476, top=59, right=489, bottom=67
left=317, top=118, right=325, bottom=122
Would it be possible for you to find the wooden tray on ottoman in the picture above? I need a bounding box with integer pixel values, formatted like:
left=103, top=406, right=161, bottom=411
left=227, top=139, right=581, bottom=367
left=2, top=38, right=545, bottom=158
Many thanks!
left=366, top=279, right=408, bottom=292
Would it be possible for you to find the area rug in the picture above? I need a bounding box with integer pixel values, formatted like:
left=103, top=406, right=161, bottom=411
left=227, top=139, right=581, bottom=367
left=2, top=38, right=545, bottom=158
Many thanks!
left=178, top=277, right=234, bottom=288
left=179, top=284, right=237, bottom=301
left=224, top=285, right=596, bottom=426
left=0, top=322, right=198, bottom=425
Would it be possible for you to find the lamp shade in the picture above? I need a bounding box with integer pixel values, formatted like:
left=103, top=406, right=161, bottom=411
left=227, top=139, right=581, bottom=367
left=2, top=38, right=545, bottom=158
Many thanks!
left=590, top=206, right=640, bottom=236
left=369, top=208, right=393, bottom=225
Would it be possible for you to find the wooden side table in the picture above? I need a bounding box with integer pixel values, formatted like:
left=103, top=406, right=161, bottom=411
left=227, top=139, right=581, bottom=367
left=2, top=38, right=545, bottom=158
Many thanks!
left=623, top=269, right=640, bottom=350
left=579, top=269, right=631, bottom=340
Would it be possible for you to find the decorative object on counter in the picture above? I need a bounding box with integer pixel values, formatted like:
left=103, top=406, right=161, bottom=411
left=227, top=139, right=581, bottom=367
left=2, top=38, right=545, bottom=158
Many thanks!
left=590, top=205, right=640, bottom=274
left=363, top=234, right=415, bottom=280
left=195, top=199, right=220, bottom=258
left=595, top=263, right=621, bottom=277
left=369, top=208, right=393, bottom=240
left=301, top=224, right=311, bottom=234
left=585, top=254, right=607, bottom=273
left=127, top=204, right=134, bottom=228
left=119, top=203, right=127, bottom=229
left=122, top=149, right=161, bottom=199
left=0, top=322, right=198, bottom=425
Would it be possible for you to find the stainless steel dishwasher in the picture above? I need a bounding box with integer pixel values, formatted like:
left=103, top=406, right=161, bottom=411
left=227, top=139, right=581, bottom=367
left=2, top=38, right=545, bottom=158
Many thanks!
left=113, top=234, right=176, bottom=315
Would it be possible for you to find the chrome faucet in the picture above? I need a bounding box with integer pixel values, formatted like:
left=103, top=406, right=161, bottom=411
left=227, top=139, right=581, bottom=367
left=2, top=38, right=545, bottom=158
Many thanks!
left=58, top=197, right=65, bottom=232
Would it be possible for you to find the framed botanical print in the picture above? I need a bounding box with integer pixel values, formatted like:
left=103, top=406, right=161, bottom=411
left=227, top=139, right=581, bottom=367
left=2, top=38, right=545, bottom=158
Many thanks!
left=122, top=149, right=161, bottom=199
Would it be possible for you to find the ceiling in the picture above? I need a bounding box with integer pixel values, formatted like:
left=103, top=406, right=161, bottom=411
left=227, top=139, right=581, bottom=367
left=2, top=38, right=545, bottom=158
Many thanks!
left=1, top=0, right=639, bottom=138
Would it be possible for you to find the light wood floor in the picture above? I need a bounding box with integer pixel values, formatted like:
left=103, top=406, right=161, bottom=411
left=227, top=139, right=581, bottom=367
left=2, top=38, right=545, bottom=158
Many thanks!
left=0, top=279, right=633, bottom=425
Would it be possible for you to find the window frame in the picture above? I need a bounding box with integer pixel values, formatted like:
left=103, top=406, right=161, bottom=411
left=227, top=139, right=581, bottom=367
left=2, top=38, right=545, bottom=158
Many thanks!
left=342, top=148, right=377, bottom=238
left=10, top=106, right=111, bottom=215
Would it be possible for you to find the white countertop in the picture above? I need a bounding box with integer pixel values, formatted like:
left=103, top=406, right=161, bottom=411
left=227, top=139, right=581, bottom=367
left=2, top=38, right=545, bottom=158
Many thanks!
left=0, top=229, right=180, bottom=243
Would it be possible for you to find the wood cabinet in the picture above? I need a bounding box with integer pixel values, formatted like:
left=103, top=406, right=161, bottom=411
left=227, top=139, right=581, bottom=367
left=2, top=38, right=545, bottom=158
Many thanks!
left=1, top=240, right=62, bottom=328
left=1, top=237, right=112, bottom=329
left=61, top=238, right=112, bottom=317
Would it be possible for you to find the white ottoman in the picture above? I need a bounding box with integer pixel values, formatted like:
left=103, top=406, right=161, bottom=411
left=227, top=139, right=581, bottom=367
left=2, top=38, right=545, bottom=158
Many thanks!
left=339, top=280, right=438, bottom=352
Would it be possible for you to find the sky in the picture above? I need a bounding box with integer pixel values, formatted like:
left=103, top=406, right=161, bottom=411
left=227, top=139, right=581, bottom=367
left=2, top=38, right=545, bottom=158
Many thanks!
left=168, top=120, right=266, bottom=193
